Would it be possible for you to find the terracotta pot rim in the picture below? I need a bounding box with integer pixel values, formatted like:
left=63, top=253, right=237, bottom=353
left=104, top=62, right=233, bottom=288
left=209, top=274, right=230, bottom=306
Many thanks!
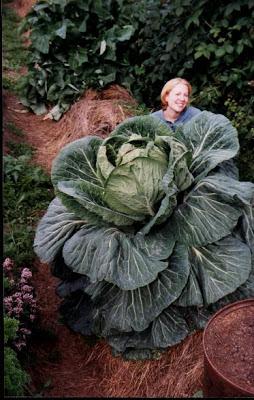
left=203, top=298, right=254, bottom=396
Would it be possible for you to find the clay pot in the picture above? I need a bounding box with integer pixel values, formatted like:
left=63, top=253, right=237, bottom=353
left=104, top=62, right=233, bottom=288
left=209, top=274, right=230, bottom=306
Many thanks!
left=203, top=298, right=254, bottom=398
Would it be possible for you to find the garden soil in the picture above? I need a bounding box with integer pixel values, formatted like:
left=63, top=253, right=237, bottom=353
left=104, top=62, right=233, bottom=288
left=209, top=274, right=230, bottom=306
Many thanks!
left=204, top=302, right=254, bottom=394
left=3, top=1, right=204, bottom=397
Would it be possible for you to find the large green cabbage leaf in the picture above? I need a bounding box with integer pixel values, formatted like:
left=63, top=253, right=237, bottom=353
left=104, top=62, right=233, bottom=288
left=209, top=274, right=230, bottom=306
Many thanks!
left=176, top=235, right=251, bottom=306
left=169, top=173, right=254, bottom=246
left=61, top=224, right=175, bottom=290
left=34, top=112, right=254, bottom=360
left=182, top=111, right=239, bottom=182
left=33, top=197, right=85, bottom=262
left=82, top=242, right=189, bottom=333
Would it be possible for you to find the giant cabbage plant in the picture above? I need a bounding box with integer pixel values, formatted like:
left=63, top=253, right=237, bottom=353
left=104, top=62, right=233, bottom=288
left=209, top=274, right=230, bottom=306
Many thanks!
left=34, top=112, right=254, bottom=360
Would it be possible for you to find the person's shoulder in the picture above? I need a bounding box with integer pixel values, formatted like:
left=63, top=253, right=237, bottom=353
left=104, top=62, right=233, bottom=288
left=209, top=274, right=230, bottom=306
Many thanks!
left=151, top=109, right=164, bottom=119
left=186, top=106, right=202, bottom=116
left=179, top=106, right=201, bottom=124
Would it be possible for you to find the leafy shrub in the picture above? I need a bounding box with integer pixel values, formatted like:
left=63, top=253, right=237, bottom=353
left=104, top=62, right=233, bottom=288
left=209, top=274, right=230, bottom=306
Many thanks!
left=4, top=315, right=30, bottom=396
left=4, top=346, right=30, bottom=396
left=4, top=315, right=19, bottom=344
left=17, top=0, right=141, bottom=118
left=3, top=130, right=53, bottom=393
left=18, top=0, right=253, bottom=113
left=34, top=113, right=254, bottom=360
left=2, top=6, right=29, bottom=71
left=3, top=148, right=54, bottom=265
left=223, top=95, right=254, bottom=182
left=7, top=141, right=34, bottom=157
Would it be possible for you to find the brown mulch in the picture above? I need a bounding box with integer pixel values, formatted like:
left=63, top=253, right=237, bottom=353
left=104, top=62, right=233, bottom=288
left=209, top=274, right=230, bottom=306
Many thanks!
left=3, top=0, right=205, bottom=396
left=3, top=86, right=137, bottom=173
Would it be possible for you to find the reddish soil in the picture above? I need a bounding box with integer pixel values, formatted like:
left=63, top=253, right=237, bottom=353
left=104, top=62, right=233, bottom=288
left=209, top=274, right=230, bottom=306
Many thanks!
left=3, top=1, right=205, bottom=397
left=204, top=301, right=254, bottom=395
left=7, top=0, right=36, bottom=17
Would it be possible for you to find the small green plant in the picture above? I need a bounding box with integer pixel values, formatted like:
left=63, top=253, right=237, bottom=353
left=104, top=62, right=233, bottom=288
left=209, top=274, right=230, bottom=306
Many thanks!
left=5, top=122, right=25, bottom=137
left=4, top=316, right=30, bottom=396
left=2, top=6, right=29, bottom=71
left=4, top=154, right=53, bottom=219
left=7, top=140, right=34, bottom=157
left=3, top=75, right=19, bottom=92
left=4, top=223, right=36, bottom=266
left=192, top=389, right=203, bottom=397
left=4, top=315, right=19, bottom=344
left=3, top=131, right=54, bottom=266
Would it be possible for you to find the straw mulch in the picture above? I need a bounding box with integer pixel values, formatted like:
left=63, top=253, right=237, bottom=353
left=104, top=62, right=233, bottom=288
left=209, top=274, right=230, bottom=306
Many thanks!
left=38, top=85, right=138, bottom=172
left=4, top=85, right=138, bottom=173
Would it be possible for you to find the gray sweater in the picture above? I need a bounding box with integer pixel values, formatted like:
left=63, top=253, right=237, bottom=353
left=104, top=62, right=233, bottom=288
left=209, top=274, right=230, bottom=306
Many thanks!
left=151, top=106, right=201, bottom=130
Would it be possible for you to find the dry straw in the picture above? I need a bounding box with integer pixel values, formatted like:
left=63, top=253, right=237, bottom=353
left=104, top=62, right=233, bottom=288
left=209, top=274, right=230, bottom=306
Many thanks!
left=4, top=85, right=138, bottom=172
left=41, top=85, right=138, bottom=171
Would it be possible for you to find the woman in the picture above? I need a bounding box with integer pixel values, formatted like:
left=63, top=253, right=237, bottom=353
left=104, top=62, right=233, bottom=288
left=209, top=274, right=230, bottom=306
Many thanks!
left=151, top=77, right=201, bottom=130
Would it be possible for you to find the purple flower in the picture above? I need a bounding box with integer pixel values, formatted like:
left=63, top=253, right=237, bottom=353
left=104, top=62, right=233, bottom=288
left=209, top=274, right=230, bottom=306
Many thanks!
left=4, top=261, right=38, bottom=350
left=20, top=327, right=31, bottom=335
left=14, top=340, right=26, bottom=351
left=12, top=306, right=23, bottom=315
left=21, top=285, right=33, bottom=293
left=13, top=292, right=23, bottom=299
left=3, top=296, right=13, bottom=307
left=22, top=293, right=33, bottom=302
left=21, top=268, right=32, bottom=280
left=16, top=298, right=24, bottom=306
left=3, top=258, right=14, bottom=272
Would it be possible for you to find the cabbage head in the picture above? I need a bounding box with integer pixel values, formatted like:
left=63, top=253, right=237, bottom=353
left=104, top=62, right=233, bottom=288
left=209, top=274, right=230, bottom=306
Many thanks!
left=34, top=112, right=254, bottom=360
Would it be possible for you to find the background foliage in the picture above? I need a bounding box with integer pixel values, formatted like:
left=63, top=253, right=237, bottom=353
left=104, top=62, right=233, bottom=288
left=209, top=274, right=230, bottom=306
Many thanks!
left=2, top=5, right=30, bottom=92
left=18, top=0, right=254, bottom=181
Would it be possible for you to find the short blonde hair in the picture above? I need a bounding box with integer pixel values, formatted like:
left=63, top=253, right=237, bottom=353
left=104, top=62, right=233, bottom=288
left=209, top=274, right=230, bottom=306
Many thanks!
left=161, top=78, right=192, bottom=110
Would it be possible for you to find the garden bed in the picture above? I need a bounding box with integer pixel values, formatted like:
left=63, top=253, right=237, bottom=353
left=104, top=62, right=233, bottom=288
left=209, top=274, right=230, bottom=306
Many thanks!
left=203, top=299, right=254, bottom=397
left=4, top=82, right=204, bottom=397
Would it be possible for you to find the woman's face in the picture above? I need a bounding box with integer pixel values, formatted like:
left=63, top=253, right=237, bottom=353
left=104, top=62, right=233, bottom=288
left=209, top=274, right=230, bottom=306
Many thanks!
left=165, top=83, right=189, bottom=113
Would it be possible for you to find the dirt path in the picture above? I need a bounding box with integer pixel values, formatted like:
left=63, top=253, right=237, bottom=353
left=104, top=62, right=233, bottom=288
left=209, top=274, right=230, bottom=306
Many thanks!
left=3, top=1, right=205, bottom=396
